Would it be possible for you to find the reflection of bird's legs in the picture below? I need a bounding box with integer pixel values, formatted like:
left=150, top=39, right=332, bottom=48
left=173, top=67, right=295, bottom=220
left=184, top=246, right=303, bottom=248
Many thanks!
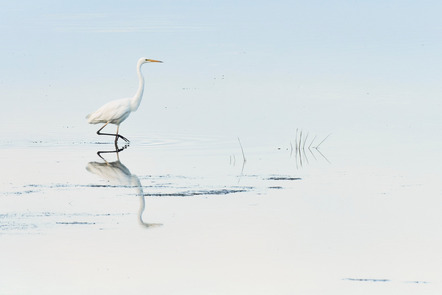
left=96, top=122, right=129, bottom=143
left=115, top=141, right=121, bottom=162
left=97, top=143, right=127, bottom=162
left=97, top=152, right=109, bottom=163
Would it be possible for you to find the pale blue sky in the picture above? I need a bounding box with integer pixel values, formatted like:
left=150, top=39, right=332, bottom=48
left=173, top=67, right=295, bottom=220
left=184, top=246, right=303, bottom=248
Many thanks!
left=1, top=0, right=441, bottom=142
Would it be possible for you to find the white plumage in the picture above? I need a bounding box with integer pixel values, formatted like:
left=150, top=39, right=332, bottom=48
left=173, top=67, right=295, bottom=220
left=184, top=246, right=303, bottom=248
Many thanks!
left=86, top=57, right=162, bottom=143
left=87, top=97, right=132, bottom=125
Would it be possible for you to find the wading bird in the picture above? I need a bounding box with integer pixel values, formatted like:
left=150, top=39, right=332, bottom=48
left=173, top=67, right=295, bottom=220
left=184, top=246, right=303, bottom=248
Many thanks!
left=86, top=58, right=162, bottom=143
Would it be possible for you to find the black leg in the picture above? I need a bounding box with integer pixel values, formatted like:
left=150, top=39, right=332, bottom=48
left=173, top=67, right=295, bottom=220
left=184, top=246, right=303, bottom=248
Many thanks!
left=97, top=141, right=129, bottom=161
left=96, top=123, right=130, bottom=143
left=116, top=125, right=130, bottom=143
left=118, top=134, right=130, bottom=142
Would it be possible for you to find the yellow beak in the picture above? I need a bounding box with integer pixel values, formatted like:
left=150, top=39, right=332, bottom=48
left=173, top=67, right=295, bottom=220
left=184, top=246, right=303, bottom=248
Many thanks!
left=146, top=59, right=163, bottom=63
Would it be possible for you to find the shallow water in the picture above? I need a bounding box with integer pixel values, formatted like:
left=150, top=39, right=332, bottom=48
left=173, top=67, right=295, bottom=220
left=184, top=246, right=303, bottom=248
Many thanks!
left=2, top=0, right=442, bottom=293
left=0, top=129, right=441, bottom=294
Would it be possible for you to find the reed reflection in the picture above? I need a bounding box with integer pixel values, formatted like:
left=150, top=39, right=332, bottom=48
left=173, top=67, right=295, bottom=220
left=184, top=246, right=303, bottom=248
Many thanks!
left=290, top=130, right=331, bottom=169
left=86, top=143, right=161, bottom=228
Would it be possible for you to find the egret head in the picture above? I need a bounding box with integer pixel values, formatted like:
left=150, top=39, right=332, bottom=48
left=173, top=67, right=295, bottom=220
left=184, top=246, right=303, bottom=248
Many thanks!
left=139, top=57, right=163, bottom=65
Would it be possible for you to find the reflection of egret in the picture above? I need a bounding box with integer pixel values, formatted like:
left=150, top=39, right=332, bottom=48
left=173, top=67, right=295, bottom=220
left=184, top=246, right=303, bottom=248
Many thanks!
left=86, top=155, right=161, bottom=228
left=86, top=57, right=163, bottom=143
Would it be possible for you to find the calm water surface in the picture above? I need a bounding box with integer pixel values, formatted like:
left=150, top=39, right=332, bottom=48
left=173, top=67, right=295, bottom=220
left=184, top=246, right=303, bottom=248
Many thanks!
left=2, top=1, right=442, bottom=293
left=0, top=129, right=441, bottom=294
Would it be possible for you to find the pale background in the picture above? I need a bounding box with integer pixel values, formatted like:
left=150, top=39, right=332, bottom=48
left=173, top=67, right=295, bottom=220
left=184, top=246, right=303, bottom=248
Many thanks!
left=1, top=1, right=441, bottom=294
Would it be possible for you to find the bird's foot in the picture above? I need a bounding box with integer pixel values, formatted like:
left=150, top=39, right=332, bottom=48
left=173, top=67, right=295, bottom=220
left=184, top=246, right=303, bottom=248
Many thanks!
left=120, top=135, right=130, bottom=143
left=115, top=135, right=130, bottom=144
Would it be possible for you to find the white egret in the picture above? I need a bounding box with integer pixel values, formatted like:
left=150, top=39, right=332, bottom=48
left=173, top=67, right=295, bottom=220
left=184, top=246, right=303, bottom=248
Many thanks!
left=86, top=57, right=162, bottom=143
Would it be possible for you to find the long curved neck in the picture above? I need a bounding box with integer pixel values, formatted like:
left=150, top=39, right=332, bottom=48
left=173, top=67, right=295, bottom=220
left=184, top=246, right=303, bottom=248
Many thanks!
left=131, top=61, right=145, bottom=111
